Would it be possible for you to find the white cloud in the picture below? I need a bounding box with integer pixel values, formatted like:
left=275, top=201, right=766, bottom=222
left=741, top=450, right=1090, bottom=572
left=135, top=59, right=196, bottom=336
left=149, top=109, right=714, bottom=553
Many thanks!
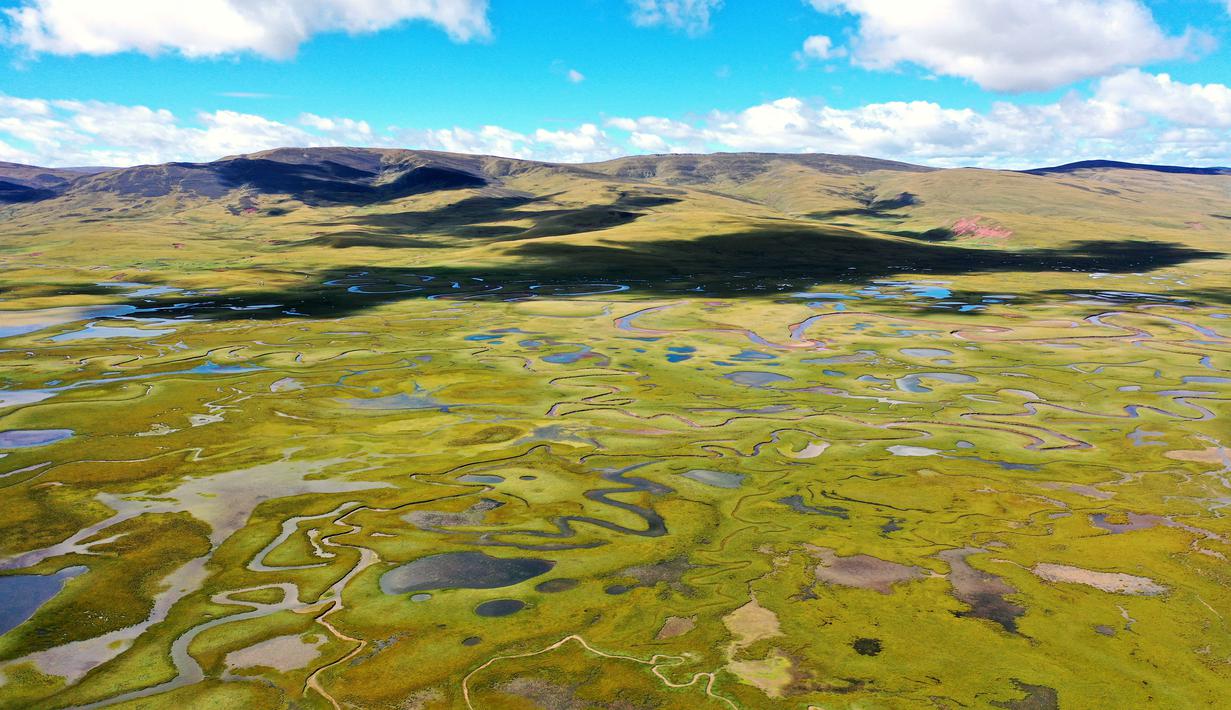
left=531, top=123, right=623, bottom=162
left=0, top=137, right=37, bottom=163
left=299, top=113, right=375, bottom=143
left=603, top=71, right=1231, bottom=168
left=0, top=97, right=324, bottom=165
left=0, top=95, right=51, bottom=117
left=809, top=0, right=1194, bottom=92
left=397, top=123, right=620, bottom=163
left=196, top=110, right=322, bottom=159
left=606, top=117, right=638, bottom=131
left=2, top=0, right=490, bottom=59
left=0, top=92, right=632, bottom=166
left=697, top=97, right=1007, bottom=159
left=3, top=70, right=1230, bottom=169
left=399, top=125, right=532, bottom=158
left=628, top=132, right=669, bottom=152
left=794, top=34, right=844, bottom=65
left=629, top=0, right=722, bottom=36
left=1096, top=69, right=1231, bottom=127
left=606, top=115, right=699, bottom=140
left=605, top=115, right=707, bottom=153
left=567, top=68, right=585, bottom=83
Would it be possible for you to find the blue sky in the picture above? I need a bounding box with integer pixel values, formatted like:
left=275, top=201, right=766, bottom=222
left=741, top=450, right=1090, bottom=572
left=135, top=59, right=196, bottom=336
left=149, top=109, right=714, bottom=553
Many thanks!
left=1, top=0, right=1230, bottom=168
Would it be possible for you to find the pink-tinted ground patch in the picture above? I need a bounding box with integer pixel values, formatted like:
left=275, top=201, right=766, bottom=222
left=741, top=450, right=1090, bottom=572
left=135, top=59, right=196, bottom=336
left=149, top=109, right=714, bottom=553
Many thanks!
left=952, top=216, right=1013, bottom=239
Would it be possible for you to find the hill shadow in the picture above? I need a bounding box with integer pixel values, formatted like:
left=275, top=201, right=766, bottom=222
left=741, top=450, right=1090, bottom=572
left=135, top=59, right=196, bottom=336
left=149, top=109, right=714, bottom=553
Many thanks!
left=880, top=227, right=955, bottom=242
left=214, top=160, right=487, bottom=206
left=121, top=224, right=1223, bottom=321
left=74, top=160, right=490, bottom=206
left=807, top=192, right=919, bottom=220
left=302, top=190, right=682, bottom=243
left=0, top=180, right=56, bottom=204
left=277, top=232, right=451, bottom=249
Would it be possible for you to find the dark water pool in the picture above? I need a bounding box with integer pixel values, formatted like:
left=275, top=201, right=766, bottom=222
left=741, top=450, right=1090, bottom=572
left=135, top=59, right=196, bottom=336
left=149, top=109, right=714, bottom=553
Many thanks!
left=0, top=566, right=87, bottom=636
left=380, top=552, right=554, bottom=594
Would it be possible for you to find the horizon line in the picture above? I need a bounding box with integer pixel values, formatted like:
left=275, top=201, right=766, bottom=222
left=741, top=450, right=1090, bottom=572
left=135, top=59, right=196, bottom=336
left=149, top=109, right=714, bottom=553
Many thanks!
left=9, top=147, right=1231, bottom=174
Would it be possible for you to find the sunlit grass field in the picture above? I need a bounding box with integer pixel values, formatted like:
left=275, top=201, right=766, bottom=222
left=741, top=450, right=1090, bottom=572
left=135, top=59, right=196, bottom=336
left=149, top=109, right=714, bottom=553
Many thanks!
left=1, top=152, right=1229, bottom=708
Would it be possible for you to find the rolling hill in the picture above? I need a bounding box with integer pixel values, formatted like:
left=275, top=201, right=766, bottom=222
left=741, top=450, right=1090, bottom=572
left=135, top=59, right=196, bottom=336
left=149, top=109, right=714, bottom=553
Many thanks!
left=1, top=147, right=1227, bottom=302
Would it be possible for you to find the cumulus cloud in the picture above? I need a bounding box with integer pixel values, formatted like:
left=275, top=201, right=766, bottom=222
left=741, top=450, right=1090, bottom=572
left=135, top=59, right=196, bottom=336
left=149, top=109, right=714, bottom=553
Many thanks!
left=1096, top=69, right=1231, bottom=127
left=0, top=137, right=36, bottom=163
left=0, top=96, right=64, bottom=157
left=809, top=0, right=1194, bottom=92
left=603, top=70, right=1231, bottom=167
left=397, top=125, right=532, bottom=159
left=628, top=0, right=722, bottom=36
left=47, top=101, right=323, bottom=165
left=3, top=70, right=1230, bottom=168
left=567, top=68, right=585, bottom=83
left=404, top=123, right=621, bottom=163
left=299, top=113, right=375, bottom=143
left=794, top=34, right=844, bottom=65
left=702, top=98, right=1009, bottom=159
left=0, top=95, right=629, bottom=166
left=1, top=0, right=490, bottom=59
left=532, top=123, right=623, bottom=162
left=0, top=98, right=393, bottom=165
left=637, top=96, right=1103, bottom=166
left=606, top=115, right=706, bottom=153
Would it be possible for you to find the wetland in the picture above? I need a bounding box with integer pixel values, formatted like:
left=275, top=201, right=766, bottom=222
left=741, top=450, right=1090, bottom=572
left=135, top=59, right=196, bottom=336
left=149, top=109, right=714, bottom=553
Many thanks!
left=1, top=149, right=1230, bottom=709
left=2, top=261, right=1230, bottom=710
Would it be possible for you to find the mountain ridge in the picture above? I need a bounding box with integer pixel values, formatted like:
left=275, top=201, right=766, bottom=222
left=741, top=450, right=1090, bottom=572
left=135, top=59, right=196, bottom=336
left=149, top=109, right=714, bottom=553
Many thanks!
left=4, top=148, right=1229, bottom=208
left=2, top=146, right=1228, bottom=276
left=1, top=143, right=1226, bottom=318
left=1023, top=159, right=1231, bottom=176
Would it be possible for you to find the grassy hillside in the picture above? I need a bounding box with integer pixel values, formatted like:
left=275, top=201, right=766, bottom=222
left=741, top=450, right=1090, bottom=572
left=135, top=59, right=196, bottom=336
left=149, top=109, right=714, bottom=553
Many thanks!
left=2, top=147, right=1227, bottom=297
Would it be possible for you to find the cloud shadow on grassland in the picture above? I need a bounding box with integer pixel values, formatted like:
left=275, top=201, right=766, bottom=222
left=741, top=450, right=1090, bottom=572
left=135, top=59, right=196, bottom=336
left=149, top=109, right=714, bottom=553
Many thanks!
left=298, top=191, right=684, bottom=244
left=122, top=226, right=1222, bottom=320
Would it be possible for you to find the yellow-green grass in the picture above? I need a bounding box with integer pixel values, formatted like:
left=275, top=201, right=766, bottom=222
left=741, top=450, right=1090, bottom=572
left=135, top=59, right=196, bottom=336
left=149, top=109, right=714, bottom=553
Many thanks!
left=0, top=159, right=1229, bottom=707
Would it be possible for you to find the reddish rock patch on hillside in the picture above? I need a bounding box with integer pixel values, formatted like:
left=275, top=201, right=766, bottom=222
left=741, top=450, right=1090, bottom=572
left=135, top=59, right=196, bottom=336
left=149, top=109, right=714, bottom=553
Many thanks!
left=952, top=216, right=1013, bottom=239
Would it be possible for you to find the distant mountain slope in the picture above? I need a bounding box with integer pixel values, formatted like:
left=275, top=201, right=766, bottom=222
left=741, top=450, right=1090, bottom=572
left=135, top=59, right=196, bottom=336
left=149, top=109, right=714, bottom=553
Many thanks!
left=2, top=147, right=1228, bottom=274
left=0, top=148, right=940, bottom=206
left=62, top=148, right=507, bottom=206
left=0, top=179, right=56, bottom=203
left=588, top=152, right=934, bottom=184
left=0, top=161, right=109, bottom=188
left=0, top=161, right=111, bottom=203
left=6, top=148, right=1229, bottom=209
left=1024, top=159, right=1231, bottom=176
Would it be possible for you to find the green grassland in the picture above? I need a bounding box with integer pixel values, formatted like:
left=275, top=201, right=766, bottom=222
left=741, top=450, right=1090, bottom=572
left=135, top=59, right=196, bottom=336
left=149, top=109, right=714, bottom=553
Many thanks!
left=0, top=149, right=1229, bottom=708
